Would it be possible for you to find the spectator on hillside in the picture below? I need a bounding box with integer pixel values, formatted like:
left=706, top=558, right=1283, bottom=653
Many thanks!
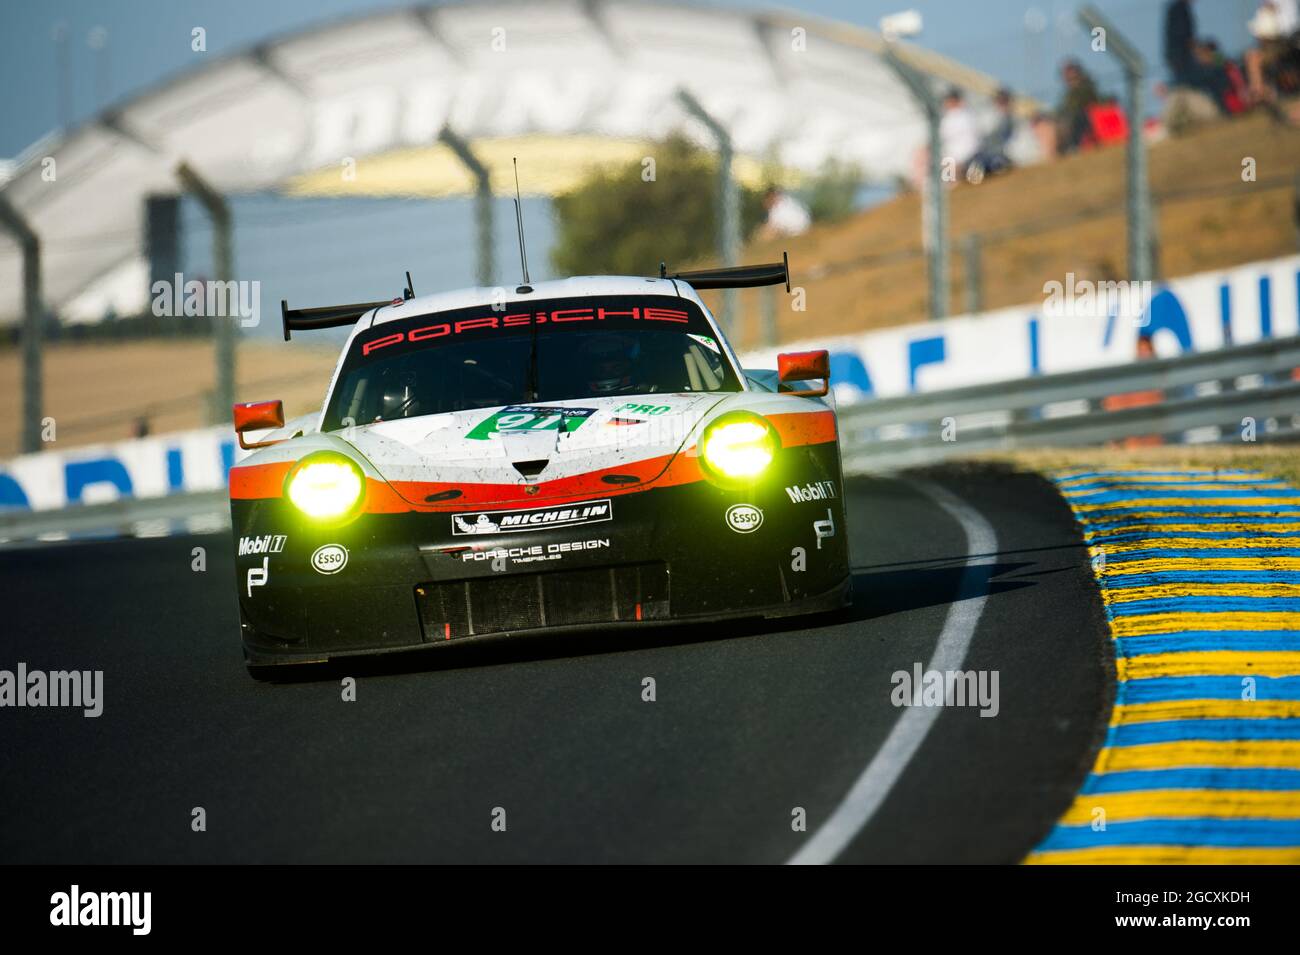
left=1245, top=0, right=1300, bottom=105
left=1160, top=0, right=1225, bottom=130
left=1030, top=110, right=1059, bottom=158
left=1200, top=39, right=1251, bottom=113
left=967, top=88, right=1017, bottom=182
left=1193, top=40, right=1234, bottom=103
left=1163, top=0, right=1229, bottom=125
left=1164, top=0, right=1199, bottom=86
left=1054, top=60, right=1100, bottom=153
left=757, top=186, right=811, bottom=240
left=938, top=88, right=980, bottom=179
left=1252, top=0, right=1300, bottom=37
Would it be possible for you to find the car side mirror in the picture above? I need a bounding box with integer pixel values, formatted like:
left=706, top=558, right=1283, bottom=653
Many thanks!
left=777, top=350, right=830, bottom=398
left=233, top=399, right=285, bottom=450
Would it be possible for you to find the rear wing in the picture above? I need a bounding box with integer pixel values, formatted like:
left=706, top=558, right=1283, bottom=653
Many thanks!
left=660, top=252, right=790, bottom=292
left=280, top=298, right=396, bottom=341
left=281, top=272, right=416, bottom=340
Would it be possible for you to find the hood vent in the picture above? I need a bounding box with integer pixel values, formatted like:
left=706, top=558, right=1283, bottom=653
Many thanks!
left=512, top=459, right=549, bottom=480
left=424, top=489, right=463, bottom=503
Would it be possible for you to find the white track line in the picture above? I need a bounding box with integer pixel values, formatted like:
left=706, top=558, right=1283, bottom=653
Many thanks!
left=786, top=480, right=998, bottom=865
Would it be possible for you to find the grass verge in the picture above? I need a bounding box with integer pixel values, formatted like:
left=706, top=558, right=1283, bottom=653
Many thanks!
left=981, top=444, right=1300, bottom=486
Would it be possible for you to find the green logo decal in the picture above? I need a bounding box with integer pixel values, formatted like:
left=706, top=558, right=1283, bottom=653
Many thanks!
left=614, top=402, right=674, bottom=416
left=466, top=405, right=597, bottom=440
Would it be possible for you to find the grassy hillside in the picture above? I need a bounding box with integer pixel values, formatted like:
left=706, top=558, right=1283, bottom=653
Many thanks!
left=0, top=341, right=337, bottom=458
left=716, top=109, right=1300, bottom=350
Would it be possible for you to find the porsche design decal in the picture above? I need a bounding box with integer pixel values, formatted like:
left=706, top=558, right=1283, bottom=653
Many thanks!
left=246, top=557, right=269, bottom=597
left=814, top=508, right=836, bottom=549
left=452, top=499, right=613, bottom=535
left=459, top=539, right=611, bottom=563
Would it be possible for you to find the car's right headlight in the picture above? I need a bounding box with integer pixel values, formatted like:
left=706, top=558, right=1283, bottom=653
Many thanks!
left=286, top=453, right=365, bottom=521
left=700, top=413, right=779, bottom=481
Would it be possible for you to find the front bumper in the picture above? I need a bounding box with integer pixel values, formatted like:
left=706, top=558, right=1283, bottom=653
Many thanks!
left=234, top=445, right=849, bottom=665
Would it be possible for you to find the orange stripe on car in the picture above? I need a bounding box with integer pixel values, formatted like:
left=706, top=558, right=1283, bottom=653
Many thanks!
left=769, top=409, right=837, bottom=447
left=386, top=452, right=695, bottom=510
left=228, top=461, right=294, bottom=500
left=229, top=408, right=835, bottom=509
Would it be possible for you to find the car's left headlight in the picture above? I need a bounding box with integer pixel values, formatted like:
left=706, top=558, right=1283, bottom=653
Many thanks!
left=286, top=453, right=365, bottom=520
left=700, top=413, right=778, bottom=480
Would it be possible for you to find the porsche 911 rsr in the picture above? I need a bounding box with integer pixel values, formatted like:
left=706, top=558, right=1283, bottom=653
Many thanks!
left=230, top=261, right=849, bottom=675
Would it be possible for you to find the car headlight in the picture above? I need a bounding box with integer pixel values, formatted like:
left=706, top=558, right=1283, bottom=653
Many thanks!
left=700, top=414, right=778, bottom=481
left=286, top=453, right=365, bottom=520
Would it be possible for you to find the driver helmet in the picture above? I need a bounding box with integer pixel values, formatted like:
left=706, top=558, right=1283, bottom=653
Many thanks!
left=582, top=335, right=638, bottom=395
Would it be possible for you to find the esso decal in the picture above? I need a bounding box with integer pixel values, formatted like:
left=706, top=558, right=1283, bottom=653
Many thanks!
left=310, top=544, right=349, bottom=575
left=725, top=504, right=764, bottom=534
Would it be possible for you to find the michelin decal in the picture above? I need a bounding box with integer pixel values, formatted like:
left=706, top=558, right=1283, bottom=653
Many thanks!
left=452, top=499, right=612, bottom=536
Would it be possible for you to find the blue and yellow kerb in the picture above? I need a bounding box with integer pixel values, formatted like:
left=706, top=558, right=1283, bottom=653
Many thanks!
left=1027, top=467, right=1300, bottom=864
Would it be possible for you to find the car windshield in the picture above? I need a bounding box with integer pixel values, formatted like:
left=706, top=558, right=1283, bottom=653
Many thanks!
left=323, top=294, right=741, bottom=430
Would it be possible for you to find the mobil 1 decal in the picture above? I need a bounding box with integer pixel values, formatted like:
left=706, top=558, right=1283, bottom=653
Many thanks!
left=467, top=405, right=597, bottom=440
left=784, top=480, right=837, bottom=504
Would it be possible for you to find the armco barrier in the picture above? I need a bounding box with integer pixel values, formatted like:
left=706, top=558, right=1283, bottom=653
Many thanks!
left=0, top=490, right=229, bottom=542
left=838, top=334, right=1300, bottom=472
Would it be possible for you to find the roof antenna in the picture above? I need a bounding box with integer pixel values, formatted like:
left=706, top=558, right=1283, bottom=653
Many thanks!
left=512, top=158, right=532, bottom=291
left=403, top=270, right=415, bottom=301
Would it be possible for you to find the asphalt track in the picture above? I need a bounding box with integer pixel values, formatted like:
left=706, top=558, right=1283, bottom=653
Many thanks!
left=0, top=465, right=1113, bottom=863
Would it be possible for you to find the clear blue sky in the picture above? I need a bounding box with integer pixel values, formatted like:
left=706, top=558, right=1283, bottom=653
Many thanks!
left=0, top=0, right=1258, bottom=157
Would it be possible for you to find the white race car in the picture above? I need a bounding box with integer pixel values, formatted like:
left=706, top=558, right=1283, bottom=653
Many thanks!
left=229, top=259, right=848, bottom=675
